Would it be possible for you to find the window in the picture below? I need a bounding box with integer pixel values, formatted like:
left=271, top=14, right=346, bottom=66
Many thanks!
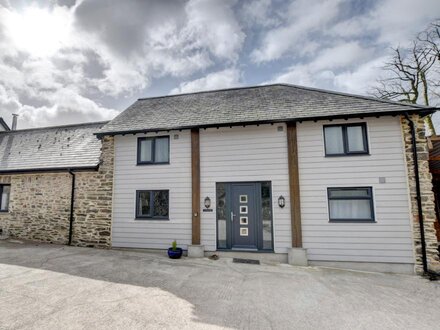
left=327, top=187, right=374, bottom=222
left=136, top=190, right=169, bottom=219
left=137, top=136, right=169, bottom=164
left=324, top=123, right=368, bottom=156
left=0, top=185, right=10, bottom=212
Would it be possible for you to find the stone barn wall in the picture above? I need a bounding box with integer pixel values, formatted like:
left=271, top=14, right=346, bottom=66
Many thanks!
left=0, top=136, right=114, bottom=248
left=401, top=114, right=440, bottom=273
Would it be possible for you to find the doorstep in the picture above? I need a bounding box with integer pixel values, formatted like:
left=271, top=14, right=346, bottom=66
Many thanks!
left=205, top=250, right=287, bottom=265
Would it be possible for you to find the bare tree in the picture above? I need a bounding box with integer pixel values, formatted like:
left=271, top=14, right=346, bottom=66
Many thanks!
left=372, top=20, right=440, bottom=134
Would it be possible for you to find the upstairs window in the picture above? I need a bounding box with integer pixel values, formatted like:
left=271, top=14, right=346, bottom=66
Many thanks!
left=136, top=190, right=169, bottom=219
left=324, top=123, right=368, bottom=156
left=327, top=187, right=374, bottom=222
left=137, top=136, right=169, bottom=164
left=0, top=184, right=10, bottom=212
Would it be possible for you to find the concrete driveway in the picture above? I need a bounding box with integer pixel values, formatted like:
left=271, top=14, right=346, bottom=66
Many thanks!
left=0, top=241, right=439, bottom=330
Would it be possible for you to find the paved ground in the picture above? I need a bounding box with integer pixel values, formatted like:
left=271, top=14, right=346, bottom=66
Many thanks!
left=0, top=241, right=439, bottom=330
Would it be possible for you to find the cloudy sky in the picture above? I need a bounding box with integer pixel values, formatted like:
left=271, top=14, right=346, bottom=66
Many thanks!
left=0, top=0, right=439, bottom=129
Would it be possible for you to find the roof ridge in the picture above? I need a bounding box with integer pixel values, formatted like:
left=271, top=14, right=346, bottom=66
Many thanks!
left=276, top=83, right=431, bottom=109
left=136, top=82, right=432, bottom=110
left=137, top=84, right=279, bottom=101
left=0, top=120, right=110, bottom=134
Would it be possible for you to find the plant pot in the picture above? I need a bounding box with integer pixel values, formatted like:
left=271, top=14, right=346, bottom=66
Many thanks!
left=167, top=247, right=183, bottom=259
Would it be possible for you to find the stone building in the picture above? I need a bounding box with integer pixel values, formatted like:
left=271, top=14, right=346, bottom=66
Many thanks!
left=0, top=122, right=113, bottom=248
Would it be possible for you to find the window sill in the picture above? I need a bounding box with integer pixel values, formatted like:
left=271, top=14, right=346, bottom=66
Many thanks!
left=329, top=220, right=376, bottom=223
left=136, top=162, right=170, bottom=166
left=0, top=210, right=8, bottom=213
left=135, top=217, right=170, bottom=221
left=325, top=153, right=370, bottom=157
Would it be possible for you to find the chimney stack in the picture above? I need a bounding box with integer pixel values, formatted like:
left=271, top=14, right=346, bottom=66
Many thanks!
left=11, top=114, right=18, bottom=131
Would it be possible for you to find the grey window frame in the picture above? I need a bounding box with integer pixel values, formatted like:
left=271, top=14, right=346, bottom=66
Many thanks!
left=323, top=123, right=369, bottom=156
left=0, top=184, right=10, bottom=212
left=327, top=187, right=375, bottom=223
left=135, top=190, right=169, bottom=220
left=137, top=136, right=170, bottom=165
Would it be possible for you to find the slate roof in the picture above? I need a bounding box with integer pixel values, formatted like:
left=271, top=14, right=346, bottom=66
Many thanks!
left=0, top=121, right=108, bottom=173
left=97, top=84, right=436, bottom=136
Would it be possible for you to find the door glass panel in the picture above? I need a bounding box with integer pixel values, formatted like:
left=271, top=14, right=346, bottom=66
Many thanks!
left=262, top=220, right=272, bottom=249
left=216, top=183, right=227, bottom=249
left=261, top=182, right=273, bottom=249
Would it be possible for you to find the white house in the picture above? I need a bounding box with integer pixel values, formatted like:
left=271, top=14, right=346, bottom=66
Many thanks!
left=96, top=84, right=439, bottom=274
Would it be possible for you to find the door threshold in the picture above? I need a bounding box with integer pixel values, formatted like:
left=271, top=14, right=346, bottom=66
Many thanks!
left=208, top=251, right=287, bottom=264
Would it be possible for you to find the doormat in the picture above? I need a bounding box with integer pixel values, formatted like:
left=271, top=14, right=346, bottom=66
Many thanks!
left=233, top=258, right=260, bottom=265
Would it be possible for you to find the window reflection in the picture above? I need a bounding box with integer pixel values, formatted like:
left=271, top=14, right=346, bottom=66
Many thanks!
left=216, top=183, right=227, bottom=248
left=261, top=182, right=273, bottom=250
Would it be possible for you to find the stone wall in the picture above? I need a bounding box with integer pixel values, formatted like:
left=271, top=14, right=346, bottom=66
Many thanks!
left=0, top=173, right=71, bottom=244
left=0, top=136, right=114, bottom=248
left=401, top=114, right=440, bottom=273
left=71, top=136, right=114, bottom=248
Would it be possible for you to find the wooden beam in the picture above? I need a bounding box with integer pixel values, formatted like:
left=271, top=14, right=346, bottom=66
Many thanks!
left=286, top=122, right=302, bottom=248
left=429, top=156, right=440, bottom=161
left=191, top=128, right=201, bottom=245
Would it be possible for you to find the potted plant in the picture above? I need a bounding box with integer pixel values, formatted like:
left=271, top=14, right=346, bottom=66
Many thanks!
left=167, top=240, right=183, bottom=259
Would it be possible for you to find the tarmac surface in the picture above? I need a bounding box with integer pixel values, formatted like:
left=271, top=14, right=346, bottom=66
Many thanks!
left=0, top=240, right=439, bottom=329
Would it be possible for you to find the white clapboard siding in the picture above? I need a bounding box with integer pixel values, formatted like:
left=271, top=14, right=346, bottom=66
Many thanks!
left=200, top=124, right=292, bottom=252
left=297, top=117, right=414, bottom=264
left=112, top=132, right=192, bottom=249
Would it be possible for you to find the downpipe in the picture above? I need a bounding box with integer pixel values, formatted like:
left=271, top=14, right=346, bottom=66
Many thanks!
left=68, top=169, right=75, bottom=246
left=404, top=113, right=440, bottom=280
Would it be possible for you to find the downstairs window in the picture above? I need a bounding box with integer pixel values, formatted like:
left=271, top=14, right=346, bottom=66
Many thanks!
left=327, top=187, right=374, bottom=222
left=136, top=190, right=169, bottom=220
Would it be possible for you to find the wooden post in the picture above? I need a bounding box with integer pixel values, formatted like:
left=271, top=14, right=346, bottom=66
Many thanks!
left=286, top=122, right=303, bottom=247
left=191, top=128, right=201, bottom=245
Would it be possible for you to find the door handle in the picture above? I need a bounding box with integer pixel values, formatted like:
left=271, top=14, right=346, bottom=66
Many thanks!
left=231, top=212, right=235, bottom=222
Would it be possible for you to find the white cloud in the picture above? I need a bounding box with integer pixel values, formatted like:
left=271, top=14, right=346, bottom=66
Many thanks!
left=269, top=42, right=375, bottom=92
left=184, top=0, right=245, bottom=61
left=251, top=0, right=343, bottom=63
left=240, top=0, right=279, bottom=27
left=370, top=0, right=440, bottom=45
left=333, top=57, right=388, bottom=94
left=0, top=0, right=246, bottom=128
left=170, top=68, right=242, bottom=94
left=310, top=42, right=372, bottom=71
left=17, top=89, right=118, bottom=128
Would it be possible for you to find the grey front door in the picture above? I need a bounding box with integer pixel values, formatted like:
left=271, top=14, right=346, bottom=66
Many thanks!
left=216, top=181, right=273, bottom=251
left=230, top=183, right=258, bottom=250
